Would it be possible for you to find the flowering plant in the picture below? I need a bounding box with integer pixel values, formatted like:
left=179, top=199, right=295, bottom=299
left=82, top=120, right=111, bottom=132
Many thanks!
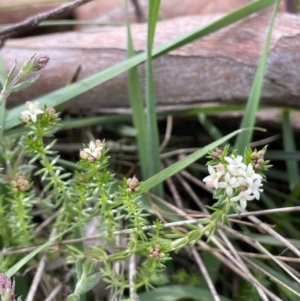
left=0, top=55, right=276, bottom=301
left=203, top=145, right=270, bottom=210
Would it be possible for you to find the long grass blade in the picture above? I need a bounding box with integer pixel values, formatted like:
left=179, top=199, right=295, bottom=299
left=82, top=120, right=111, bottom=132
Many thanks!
left=144, top=0, right=163, bottom=196
left=125, top=0, right=148, bottom=181
left=281, top=108, right=300, bottom=190
left=234, top=0, right=280, bottom=151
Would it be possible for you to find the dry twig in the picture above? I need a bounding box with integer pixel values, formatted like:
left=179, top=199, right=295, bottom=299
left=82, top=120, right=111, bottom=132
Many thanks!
left=0, top=0, right=95, bottom=46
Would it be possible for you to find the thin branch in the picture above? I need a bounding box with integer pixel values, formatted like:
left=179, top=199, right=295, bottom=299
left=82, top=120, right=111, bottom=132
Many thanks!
left=244, top=257, right=300, bottom=298
left=44, top=270, right=74, bottom=301
left=196, top=244, right=300, bottom=263
left=243, top=208, right=300, bottom=258
left=25, top=254, right=47, bottom=301
left=160, top=115, right=173, bottom=151
left=217, top=230, right=269, bottom=301
left=191, top=246, right=221, bottom=301
left=0, top=0, right=95, bottom=43
left=224, top=226, right=300, bottom=295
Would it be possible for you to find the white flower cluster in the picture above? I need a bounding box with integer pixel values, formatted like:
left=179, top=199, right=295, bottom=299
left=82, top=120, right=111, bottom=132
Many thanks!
left=80, top=140, right=104, bottom=162
left=203, top=155, right=263, bottom=209
left=21, top=101, right=44, bottom=123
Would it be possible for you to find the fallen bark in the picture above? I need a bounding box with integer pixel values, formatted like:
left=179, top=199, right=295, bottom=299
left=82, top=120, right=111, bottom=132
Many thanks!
left=2, top=13, right=300, bottom=111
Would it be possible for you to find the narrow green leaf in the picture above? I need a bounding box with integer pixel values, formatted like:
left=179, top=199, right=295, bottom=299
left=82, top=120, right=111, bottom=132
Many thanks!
left=198, top=113, right=223, bottom=141
left=76, top=273, right=102, bottom=295
left=144, top=0, right=163, bottom=196
left=234, top=0, right=280, bottom=151
left=9, top=75, right=40, bottom=93
left=125, top=0, right=148, bottom=180
left=281, top=108, right=299, bottom=190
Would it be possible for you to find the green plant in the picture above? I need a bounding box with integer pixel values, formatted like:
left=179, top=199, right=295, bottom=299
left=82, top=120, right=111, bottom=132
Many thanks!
left=0, top=55, right=272, bottom=301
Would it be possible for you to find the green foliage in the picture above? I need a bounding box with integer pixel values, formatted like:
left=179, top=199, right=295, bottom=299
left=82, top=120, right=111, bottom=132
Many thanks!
left=1, top=0, right=300, bottom=300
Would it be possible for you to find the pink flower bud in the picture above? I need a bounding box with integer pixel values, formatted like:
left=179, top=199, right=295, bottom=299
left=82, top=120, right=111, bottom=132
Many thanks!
left=33, top=55, right=50, bottom=71
left=80, top=151, right=88, bottom=159
left=21, top=114, right=31, bottom=123
left=127, top=176, right=139, bottom=189
left=154, top=244, right=161, bottom=251
left=257, top=150, right=265, bottom=159
left=159, top=252, right=165, bottom=258
left=88, top=156, right=95, bottom=163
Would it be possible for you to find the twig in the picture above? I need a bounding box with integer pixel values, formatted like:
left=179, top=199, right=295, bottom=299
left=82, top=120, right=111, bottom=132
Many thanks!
left=217, top=230, right=269, bottom=301
left=243, top=209, right=300, bottom=258
left=0, top=0, right=95, bottom=44
left=25, top=253, right=47, bottom=301
left=244, top=257, right=300, bottom=298
left=160, top=115, right=173, bottom=151
left=44, top=270, right=74, bottom=301
left=131, top=0, right=145, bottom=22
left=196, top=244, right=300, bottom=263
left=128, top=234, right=139, bottom=301
left=191, top=246, right=221, bottom=301
left=163, top=161, right=184, bottom=209
left=224, top=226, right=300, bottom=295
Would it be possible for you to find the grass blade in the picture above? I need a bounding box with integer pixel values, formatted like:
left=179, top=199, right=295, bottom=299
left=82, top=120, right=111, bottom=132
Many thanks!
left=125, top=0, right=148, bottom=181
left=234, top=0, right=280, bottom=151
left=144, top=0, right=163, bottom=196
left=282, top=108, right=300, bottom=190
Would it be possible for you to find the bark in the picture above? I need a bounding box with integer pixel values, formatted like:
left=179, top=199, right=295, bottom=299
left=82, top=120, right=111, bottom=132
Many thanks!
left=2, top=13, right=300, bottom=111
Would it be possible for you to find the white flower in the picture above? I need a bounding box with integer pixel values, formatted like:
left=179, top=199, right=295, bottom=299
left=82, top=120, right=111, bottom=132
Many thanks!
left=82, top=140, right=103, bottom=160
left=231, top=189, right=255, bottom=209
left=21, top=101, right=44, bottom=122
left=226, top=155, right=246, bottom=175
left=203, top=164, right=225, bottom=189
left=243, top=164, right=262, bottom=181
left=218, top=172, right=241, bottom=197
left=246, top=178, right=263, bottom=200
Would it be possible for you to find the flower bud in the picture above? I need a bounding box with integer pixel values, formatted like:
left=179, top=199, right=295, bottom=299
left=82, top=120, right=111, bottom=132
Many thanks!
left=257, top=150, right=265, bottom=159
left=33, top=55, right=50, bottom=71
left=88, top=156, right=95, bottom=163
left=80, top=151, right=88, bottom=159
left=252, top=152, right=258, bottom=159
left=147, top=247, right=153, bottom=253
left=20, top=114, right=31, bottom=122
left=154, top=244, right=161, bottom=251
left=127, top=176, right=139, bottom=189
left=257, top=159, right=264, bottom=165
left=255, top=164, right=261, bottom=171
left=0, top=273, right=15, bottom=301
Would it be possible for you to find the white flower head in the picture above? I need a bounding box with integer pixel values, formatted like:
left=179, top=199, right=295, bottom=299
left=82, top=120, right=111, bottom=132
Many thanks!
left=225, top=155, right=246, bottom=175
left=81, top=139, right=104, bottom=161
left=246, top=178, right=263, bottom=200
left=218, top=172, right=241, bottom=197
left=21, top=101, right=44, bottom=122
left=203, top=164, right=225, bottom=189
left=243, top=164, right=262, bottom=181
left=231, top=189, right=255, bottom=209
